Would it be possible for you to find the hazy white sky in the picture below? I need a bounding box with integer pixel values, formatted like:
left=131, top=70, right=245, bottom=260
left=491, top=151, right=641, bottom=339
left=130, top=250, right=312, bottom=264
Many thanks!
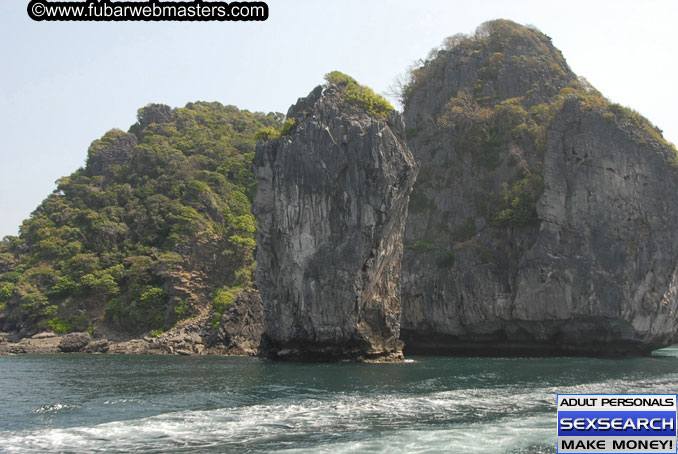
left=1, top=0, right=676, bottom=237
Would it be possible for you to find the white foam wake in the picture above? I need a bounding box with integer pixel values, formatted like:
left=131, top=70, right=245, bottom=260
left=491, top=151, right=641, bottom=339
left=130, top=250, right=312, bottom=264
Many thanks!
left=1, top=371, right=676, bottom=453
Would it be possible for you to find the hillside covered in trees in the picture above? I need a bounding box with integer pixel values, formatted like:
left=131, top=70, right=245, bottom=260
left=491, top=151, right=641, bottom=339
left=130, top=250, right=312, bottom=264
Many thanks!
left=0, top=103, right=282, bottom=338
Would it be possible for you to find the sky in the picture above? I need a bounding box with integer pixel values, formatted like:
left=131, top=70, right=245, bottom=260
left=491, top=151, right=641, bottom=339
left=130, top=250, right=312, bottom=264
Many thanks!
left=1, top=0, right=676, bottom=237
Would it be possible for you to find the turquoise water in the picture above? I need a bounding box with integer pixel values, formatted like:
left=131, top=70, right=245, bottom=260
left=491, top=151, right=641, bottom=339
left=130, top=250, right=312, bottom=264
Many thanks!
left=1, top=353, right=677, bottom=453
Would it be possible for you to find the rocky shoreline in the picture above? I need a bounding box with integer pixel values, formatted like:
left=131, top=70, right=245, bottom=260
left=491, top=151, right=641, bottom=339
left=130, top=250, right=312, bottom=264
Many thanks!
left=0, top=332, right=255, bottom=357
left=0, top=325, right=253, bottom=356
left=0, top=289, right=265, bottom=357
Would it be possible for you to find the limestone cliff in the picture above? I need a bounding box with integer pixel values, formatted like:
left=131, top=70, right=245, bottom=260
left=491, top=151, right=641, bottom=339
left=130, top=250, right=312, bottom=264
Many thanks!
left=254, top=79, right=417, bottom=361
left=400, top=19, right=678, bottom=355
left=4, top=20, right=677, bottom=358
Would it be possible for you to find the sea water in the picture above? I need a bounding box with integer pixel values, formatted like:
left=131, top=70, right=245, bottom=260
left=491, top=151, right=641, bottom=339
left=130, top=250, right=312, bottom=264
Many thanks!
left=1, top=351, right=677, bottom=453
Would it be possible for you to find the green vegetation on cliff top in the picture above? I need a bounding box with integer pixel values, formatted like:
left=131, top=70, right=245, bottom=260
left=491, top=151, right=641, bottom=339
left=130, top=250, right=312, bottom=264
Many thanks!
left=324, top=71, right=394, bottom=119
left=406, top=20, right=676, bottom=235
left=407, top=19, right=676, bottom=154
left=400, top=19, right=572, bottom=107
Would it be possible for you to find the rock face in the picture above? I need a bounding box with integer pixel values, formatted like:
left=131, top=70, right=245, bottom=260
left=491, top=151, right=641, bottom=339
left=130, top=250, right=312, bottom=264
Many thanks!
left=58, top=332, right=91, bottom=352
left=84, top=339, right=110, bottom=353
left=400, top=19, right=678, bottom=355
left=87, top=132, right=137, bottom=176
left=510, top=98, right=678, bottom=352
left=254, top=83, right=417, bottom=361
left=210, top=290, right=264, bottom=355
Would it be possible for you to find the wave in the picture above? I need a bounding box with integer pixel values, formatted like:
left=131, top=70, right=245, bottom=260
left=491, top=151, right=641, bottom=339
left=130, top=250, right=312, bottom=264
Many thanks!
left=2, top=371, right=677, bottom=453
